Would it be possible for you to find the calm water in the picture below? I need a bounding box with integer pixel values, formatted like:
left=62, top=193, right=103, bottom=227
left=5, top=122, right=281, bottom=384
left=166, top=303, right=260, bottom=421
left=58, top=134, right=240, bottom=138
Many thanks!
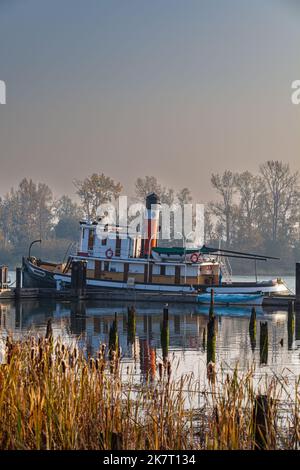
left=0, top=298, right=300, bottom=383
left=1, top=272, right=299, bottom=383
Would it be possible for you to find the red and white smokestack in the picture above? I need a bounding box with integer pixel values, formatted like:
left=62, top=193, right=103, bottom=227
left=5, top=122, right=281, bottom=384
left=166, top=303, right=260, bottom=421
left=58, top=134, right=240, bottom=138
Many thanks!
left=142, top=192, right=160, bottom=257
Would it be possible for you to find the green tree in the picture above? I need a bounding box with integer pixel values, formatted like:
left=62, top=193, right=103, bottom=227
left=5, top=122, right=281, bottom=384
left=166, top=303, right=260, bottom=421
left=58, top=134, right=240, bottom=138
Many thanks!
left=2, top=178, right=53, bottom=250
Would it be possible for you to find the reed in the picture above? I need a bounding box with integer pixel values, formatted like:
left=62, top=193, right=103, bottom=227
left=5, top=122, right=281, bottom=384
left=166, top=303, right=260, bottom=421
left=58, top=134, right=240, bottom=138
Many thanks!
left=0, top=335, right=299, bottom=450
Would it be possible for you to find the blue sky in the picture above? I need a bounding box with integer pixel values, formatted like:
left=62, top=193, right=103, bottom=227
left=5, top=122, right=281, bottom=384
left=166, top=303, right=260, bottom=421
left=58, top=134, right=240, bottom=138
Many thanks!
left=0, top=0, right=299, bottom=200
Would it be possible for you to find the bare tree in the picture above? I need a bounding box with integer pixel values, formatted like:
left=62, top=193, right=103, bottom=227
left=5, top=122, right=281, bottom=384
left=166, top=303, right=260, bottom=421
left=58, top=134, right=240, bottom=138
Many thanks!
left=210, top=171, right=237, bottom=246
left=135, top=176, right=162, bottom=201
left=74, top=173, right=122, bottom=219
left=260, top=161, right=299, bottom=242
left=235, top=171, right=263, bottom=233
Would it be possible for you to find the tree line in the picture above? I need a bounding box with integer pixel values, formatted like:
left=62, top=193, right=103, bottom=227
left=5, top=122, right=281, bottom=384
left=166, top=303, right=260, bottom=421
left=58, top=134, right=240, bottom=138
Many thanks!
left=0, top=160, right=299, bottom=273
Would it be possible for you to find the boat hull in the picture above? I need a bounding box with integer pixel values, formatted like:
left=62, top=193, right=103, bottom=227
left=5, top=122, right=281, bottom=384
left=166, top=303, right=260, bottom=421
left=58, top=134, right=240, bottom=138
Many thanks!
left=197, top=293, right=264, bottom=306
left=22, top=258, right=289, bottom=295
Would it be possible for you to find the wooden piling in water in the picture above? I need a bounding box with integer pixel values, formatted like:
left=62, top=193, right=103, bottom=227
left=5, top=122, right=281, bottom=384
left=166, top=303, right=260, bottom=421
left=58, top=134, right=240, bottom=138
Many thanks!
left=202, top=327, right=206, bottom=351
left=209, top=289, right=215, bottom=320
left=71, top=261, right=87, bottom=299
left=15, top=267, right=22, bottom=299
left=288, top=300, right=295, bottom=350
left=207, top=316, right=216, bottom=366
left=259, top=322, right=268, bottom=365
left=45, top=318, right=53, bottom=341
left=161, top=305, right=169, bottom=362
left=253, top=394, right=272, bottom=450
left=127, top=306, right=136, bottom=345
left=109, top=313, right=119, bottom=360
left=249, top=307, right=257, bottom=352
left=296, top=263, right=300, bottom=309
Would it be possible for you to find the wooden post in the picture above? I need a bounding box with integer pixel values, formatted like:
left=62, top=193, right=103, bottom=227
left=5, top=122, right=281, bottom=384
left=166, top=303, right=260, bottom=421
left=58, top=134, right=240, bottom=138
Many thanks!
left=0, top=265, right=8, bottom=289
left=288, top=301, right=295, bottom=350
left=296, top=263, right=300, bottom=308
left=71, top=261, right=87, bottom=299
left=45, top=318, right=53, bottom=341
left=161, top=305, right=169, bottom=362
left=253, top=394, right=271, bottom=450
left=260, top=322, right=268, bottom=365
left=127, top=306, right=136, bottom=345
left=15, top=267, right=22, bottom=299
left=109, top=313, right=119, bottom=360
left=111, top=432, right=123, bottom=450
left=202, top=327, right=206, bottom=351
left=249, top=307, right=257, bottom=352
left=207, top=316, right=216, bottom=366
left=209, top=289, right=215, bottom=320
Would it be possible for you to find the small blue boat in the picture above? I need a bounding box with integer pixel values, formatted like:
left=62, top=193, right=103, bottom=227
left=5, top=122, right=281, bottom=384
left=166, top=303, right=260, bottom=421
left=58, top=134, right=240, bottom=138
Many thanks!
left=197, top=292, right=263, bottom=306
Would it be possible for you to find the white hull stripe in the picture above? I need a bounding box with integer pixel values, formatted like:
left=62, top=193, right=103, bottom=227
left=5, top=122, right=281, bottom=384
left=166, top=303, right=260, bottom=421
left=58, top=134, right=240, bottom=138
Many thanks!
left=53, top=273, right=289, bottom=295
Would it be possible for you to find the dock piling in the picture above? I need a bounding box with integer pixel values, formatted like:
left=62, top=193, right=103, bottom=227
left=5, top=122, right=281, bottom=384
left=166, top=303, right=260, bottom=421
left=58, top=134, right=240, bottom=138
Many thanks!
left=71, top=261, right=87, bottom=299
left=15, top=267, right=22, bottom=299
left=127, top=306, right=136, bottom=345
left=296, top=263, right=300, bottom=308
left=253, top=394, right=274, bottom=450
left=207, top=315, right=216, bottom=367
left=109, top=313, right=119, bottom=360
left=259, top=322, right=268, bottom=365
left=288, top=301, right=295, bottom=350
left=249, top=307, right=257, bottom=351
left=161, top=305, right=169, bottom=362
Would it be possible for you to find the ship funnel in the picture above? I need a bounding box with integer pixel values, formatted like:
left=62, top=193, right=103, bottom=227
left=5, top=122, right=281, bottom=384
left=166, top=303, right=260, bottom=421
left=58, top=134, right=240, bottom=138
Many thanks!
left=142, top=192, right=160, bottom=257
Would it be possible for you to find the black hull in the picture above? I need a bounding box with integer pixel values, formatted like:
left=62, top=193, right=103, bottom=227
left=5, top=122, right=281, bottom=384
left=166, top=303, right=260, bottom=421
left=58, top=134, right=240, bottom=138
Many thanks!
left=22, top=258, right=56, bottom=288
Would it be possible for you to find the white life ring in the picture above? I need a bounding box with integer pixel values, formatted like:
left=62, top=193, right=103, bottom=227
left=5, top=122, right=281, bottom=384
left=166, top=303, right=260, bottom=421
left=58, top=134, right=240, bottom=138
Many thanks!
left=190, top=253, right=199, bottom=263
left=105, top=248, right=113, bottom=259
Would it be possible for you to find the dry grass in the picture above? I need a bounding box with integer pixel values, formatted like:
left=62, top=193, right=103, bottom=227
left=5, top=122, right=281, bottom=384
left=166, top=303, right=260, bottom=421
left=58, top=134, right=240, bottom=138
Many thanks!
left=0, top=335, right=299, bottom=450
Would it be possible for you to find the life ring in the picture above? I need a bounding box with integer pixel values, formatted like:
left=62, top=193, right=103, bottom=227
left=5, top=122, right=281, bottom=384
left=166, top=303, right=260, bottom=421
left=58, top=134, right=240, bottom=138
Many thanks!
left=105, top=248, right=113, bottom=259
left=190, top=253, right=199, bottom=263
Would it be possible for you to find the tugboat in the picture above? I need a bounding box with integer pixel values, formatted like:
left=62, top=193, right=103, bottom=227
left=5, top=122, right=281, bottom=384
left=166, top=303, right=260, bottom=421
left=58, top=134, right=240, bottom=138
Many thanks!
left=22, top=193, right=289, bottom=296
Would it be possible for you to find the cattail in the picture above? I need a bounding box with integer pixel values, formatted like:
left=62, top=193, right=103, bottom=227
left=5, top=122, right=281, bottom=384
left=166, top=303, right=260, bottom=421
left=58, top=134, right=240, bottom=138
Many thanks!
left=158, top=363, right=163, bottom=381
left=167, top=361, right=171, bottom=379
left=38, top=346, right=43, bottom=363
left=31, top=348, right=35, bottom=361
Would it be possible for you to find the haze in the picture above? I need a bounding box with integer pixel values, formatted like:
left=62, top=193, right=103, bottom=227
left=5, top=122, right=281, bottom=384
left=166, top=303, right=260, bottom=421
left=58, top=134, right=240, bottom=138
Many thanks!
left=0, top=0, right=299, bottom=202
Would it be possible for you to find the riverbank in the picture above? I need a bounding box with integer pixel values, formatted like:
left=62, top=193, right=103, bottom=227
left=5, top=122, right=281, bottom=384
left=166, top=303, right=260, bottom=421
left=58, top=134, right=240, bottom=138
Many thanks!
left=0, top=334, right=299, bottom=450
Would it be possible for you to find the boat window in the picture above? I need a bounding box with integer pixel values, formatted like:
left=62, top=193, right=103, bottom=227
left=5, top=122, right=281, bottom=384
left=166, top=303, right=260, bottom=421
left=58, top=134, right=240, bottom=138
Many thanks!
left=102, top=238, right=107, bottom=246
left=88, top=230, right=94, bottom=250
left=115, top=237, right=121, bottom=257
left=104, top=261, right=110, bottom=271
left=160, top=265, right=166, bottom=275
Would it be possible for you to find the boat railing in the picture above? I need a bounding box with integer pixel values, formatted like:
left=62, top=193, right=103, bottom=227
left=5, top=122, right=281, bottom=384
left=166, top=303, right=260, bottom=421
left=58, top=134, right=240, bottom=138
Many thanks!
left=221, top=257, right=233, bottom=284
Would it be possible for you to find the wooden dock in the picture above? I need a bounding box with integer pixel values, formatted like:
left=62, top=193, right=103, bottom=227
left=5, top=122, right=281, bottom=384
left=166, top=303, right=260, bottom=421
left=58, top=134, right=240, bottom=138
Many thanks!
left=0, top=286, right=299, bottom=308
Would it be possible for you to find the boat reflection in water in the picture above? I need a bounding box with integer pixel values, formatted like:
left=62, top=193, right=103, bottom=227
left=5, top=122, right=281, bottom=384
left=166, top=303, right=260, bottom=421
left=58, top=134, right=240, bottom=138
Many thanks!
left=0, top=300, right=300, bottom=382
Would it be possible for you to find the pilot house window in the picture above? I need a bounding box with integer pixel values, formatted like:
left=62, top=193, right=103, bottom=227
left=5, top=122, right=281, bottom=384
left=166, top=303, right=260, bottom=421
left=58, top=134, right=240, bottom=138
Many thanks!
left=88, top=230, right=94, bottom=250
left=115, top=237, right=122, bottom=257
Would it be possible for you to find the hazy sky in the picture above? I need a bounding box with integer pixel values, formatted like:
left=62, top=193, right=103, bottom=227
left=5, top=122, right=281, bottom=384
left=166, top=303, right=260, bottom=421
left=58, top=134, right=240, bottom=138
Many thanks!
left=0, top=0, right=299, bottom=202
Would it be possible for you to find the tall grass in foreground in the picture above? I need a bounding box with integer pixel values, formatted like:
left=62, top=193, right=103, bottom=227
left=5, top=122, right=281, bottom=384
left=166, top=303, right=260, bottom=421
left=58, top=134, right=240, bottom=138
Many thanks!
left=0, top=335, right=299, bottom=450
